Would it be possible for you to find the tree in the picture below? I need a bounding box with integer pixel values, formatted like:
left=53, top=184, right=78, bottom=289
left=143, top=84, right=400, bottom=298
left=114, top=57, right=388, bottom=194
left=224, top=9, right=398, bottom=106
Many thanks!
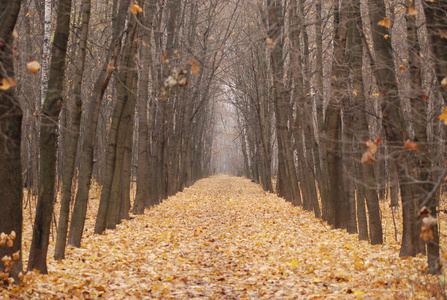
left=365, top=0, right=422, bottom=256
left=28, top=0, right=73, bottom=274
left=68, top=0, right=130, bottom=246
left=54, top=0, right=92, bottom=260
left=133, top=0, right=156, bottom=214
left=0, top=0, right=23, bottom=284
left=265, top=0, right=302, bottom=206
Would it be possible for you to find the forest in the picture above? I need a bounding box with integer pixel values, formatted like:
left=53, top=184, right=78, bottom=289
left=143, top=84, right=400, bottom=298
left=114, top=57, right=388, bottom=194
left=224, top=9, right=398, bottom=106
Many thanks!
left=1, top=0, right=447, bottom=298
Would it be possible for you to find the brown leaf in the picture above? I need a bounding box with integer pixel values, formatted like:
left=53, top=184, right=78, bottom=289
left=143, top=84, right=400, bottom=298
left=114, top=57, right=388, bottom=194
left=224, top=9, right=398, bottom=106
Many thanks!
left=420, top=215, right=437, bottom=241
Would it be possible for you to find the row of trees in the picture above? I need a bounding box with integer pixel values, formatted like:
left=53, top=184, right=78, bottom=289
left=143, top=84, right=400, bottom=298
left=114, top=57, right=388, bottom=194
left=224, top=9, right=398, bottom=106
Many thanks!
left=1, top=0, right=239, bottom=282
left=1, top=0, right=446, bottom=286
left=227, top=0, right=447, bottom=275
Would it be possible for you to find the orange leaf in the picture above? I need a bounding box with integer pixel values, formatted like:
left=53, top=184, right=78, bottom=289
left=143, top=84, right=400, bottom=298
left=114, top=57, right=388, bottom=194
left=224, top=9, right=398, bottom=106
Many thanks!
left=398, top=65, right=406, bottom=71
left=407, top=7, right=418, bottom=16
left=363, top=138, right=380, bottom=155
left=130, top=3, right=143, bottom=14
left=0, top=78, right=17, bottom=91
left=361, top=150, right=375, bottom=164
left=439, top=108, right=447, bottom=125
left=422, top=94, right=429, bottom=100
left=190, top=61, right=199, bottom=75
left=378, top=17, right=391, bottom=28
left=26, top=60, right=41, bottom=74
left=160, top=52, right=167, bottom=63
left=404, top=139, right=419, bottom=150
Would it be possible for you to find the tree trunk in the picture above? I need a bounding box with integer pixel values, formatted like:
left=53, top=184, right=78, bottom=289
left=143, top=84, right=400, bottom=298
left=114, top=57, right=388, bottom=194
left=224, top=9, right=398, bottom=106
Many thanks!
left=266, top=0, right=301, bottom=206
left=54, top=0, right=91, bottom=260
left=40, top=0, right=51, bottom=104
left=95, top=14, right=139, bottom=233
left=422, top=0, right=447, bottom=275
left=314, top=0, right=332, bottom=224
left=0, top=0, right=23, bottom=283
left=350, top=0, right=383, bottom=244
left=133, top=0, right=156, bottom=215
left=68, top=0, right=130, bottom=246
left=366, top=0, right=421, bottom=255
left=28, top=0, right=72, bottom=274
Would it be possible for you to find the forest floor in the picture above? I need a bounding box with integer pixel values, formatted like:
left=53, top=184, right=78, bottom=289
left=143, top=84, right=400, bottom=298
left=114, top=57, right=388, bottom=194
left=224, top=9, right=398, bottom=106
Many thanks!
left=2, top=176, right=447, bottom=299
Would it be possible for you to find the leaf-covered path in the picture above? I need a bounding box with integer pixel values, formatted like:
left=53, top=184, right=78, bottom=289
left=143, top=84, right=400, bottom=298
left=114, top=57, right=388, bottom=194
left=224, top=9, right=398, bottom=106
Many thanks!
left=6, top=177, right=435, bottom=299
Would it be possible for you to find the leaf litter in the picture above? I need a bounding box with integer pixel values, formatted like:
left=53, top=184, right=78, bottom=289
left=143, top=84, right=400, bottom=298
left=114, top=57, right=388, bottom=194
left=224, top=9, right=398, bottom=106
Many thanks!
left=2, top=176, right=446, bottom=299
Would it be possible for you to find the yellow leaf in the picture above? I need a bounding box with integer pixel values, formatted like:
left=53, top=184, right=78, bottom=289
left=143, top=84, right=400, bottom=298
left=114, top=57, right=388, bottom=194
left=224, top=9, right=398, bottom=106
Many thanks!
left=439, top=108, right=447, bottom=125
left=311, top=277, right=321, bottom=283
left=354, top=291, right=365, bottom=295
left=354, top=260, right=366, bottom=270
left=290, top=259, right=299, bottom=267
left=130, top=3, right=143, bottom=14
left=0, top=78, right=16, bottom=91
left=378, top=17, right=391, bottom=28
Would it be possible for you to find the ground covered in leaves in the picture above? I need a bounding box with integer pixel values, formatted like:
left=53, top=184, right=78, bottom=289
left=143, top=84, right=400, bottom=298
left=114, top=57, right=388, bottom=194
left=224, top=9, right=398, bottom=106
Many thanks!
left=2, top=176, right=446, bottom=299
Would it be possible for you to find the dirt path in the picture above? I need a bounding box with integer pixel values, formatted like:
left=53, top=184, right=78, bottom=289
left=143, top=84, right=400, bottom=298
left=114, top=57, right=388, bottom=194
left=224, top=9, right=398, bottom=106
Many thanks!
left=5, top=177, right=434, bottom=299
